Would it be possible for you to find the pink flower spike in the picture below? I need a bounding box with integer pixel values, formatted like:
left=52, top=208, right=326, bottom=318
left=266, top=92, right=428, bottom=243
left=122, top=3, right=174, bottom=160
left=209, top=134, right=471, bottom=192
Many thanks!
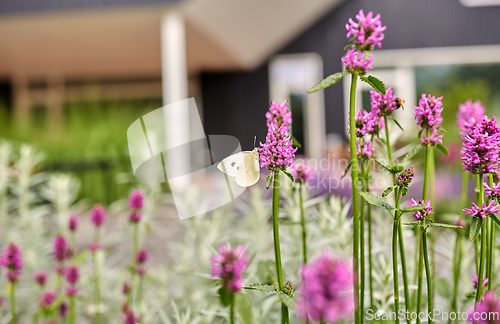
left=259, top=124, right=297, bottom=170
left=457, top=99, right=485, bottom=140
left=346, top=9, right=386, bottom=50
left=461, top=116, right=500, bottom=175
left=408, top=199, right=433, bottom=220
left=464, top=201, right=500, bottom=219
left=296, top=250, right=355, bottom=323
left=137, top=249, right=149, bottom=265
left=33, top=270, right=48, bottom=286
left=468, top=291, right=500, bottom=323
left=370, top=87, right=398, bottom=117
left=68, top=214, right=79, bottom=232
left=342, top=49, right=373, bottom=73
left=129, top=189, right=145, bottom=210
left=65, top=265, right=80, bottom=286
left=266, top=101, right=292, bottom=133
left=40, top=290, right=58, bottom=308
left=290, top=161, right=314, bottom=184
left=211, top=244, right=249, bottom=293
left=90, top=204, right=107, bottom=227
left=53, top=236, right=70, bottom=262
left=413, top=93, right=444, bottom=129
left=129, top=212, right=142, bottom=223
left=485, top=181, right=500, bottom=198
left=121, top=309, right=141, bottom=324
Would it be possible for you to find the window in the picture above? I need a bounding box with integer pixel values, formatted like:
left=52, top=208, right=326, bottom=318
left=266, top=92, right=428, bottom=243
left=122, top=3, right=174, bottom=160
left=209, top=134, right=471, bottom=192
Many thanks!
left=269, top=53, right=325, bottom=159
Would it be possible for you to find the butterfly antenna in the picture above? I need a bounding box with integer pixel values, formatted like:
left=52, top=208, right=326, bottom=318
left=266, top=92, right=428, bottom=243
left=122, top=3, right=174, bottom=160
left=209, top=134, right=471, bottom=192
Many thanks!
left=253, top=136, right=257, bottom=147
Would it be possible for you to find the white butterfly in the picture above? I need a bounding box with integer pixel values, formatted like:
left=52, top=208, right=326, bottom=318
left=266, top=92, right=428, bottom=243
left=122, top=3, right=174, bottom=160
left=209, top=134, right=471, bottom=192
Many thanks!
left=217, top=148, right=260, bottom=187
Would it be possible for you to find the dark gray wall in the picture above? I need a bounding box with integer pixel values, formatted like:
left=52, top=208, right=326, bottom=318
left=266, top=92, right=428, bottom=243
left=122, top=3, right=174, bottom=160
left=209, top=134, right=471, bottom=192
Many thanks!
left=0, top=0, right=180, bottom=15
left=201, top=0, right=500, bottom=148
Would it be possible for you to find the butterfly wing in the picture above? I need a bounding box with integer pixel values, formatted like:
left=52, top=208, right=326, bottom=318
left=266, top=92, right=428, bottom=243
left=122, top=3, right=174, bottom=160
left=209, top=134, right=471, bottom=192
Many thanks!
left=217, top=152, right=251, bottom=177
left=235, top=152, right=260, bottom=187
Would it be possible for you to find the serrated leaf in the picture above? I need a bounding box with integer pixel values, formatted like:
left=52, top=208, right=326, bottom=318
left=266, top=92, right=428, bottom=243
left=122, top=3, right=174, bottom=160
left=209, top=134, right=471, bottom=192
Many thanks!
left=359, top=75, right=386, bottom=94
left=218, top=286, right=231, bottom=307
left=436, top=143, right=450, bottom=157
left=244, top=284, right=278, bottom=292
left=427, top=223, right=462, bottom=230
left=491, top=214, right=500, bottom=228
left=282, top=170, right=294, bottom=183
left=235, top=292, right=255, bottom=324
left=401, top=187, right=409, bottom=196
left=291, top=135, right=302, bottom=148
left=308, top=72, right=347, bottom=93
left=382, top=186, right=394, bottom=197
left=278, top=293, right=295, bottom=310
left=374, top=158, right=392, bottom=173
left=470, top=217, right=482, bottom=241
left=391, top=165, right=404, bottom=173
left=341, top=161, right=352, bottom=179
left=399, top=205, right=426, bottom=213
left=359, top=191, right=394, bottom=211
left=266, top=173, right=273, bottom=190
left=391, top=117, right=404, bottom=131
left=403, top=144, right=423, bottom=164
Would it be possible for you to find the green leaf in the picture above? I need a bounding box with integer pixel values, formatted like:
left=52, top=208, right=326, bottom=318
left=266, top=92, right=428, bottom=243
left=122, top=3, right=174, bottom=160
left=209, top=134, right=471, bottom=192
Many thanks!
left=244, top=284, right=278, bottom=293
left=278, top=293, right=295, bottom=310
left=390, top=117, right=404, bottom=131
left=291, top=135, right=302, bottom=148
left=427, top=223, right=462, bottom=230
left=359, top=191, right=394, bottom=211
left=344, top=44, right=355, bottom=50
left=266, top=173, right=273, bottom=190
left=391, top=165, right=404, bottom=173
left=436, top=278, right=452, bottom=299
left=490, top=214, right=500, bottom=228
left=71, top=250, right=90, bottom=264
left=307, top=72, right=348, bottom=93
left=382, top=186, right=394, bottom=197
left=470, top=217, right=483, bottom=241
left=403, top=222, right=420, bottom=227
left=403, top=144, right=423, bottom=164
left=436, top=143, right=450, bottom=157
left=341, top=161, right=352, bottom=179
left=144, top=221, right=152, bottom=234
left=235, top=292, right=255, bottom=324
left=374, top=158, right=392, bottom=173
left=401, top=187, right=409, bottom=196
left=399, top=205, right=426, bottom=213
left=218, top=286, right=231, bottom=307
left=281, top=170, right=295, bottom=183
left=359, top=75, right=386, bottom=94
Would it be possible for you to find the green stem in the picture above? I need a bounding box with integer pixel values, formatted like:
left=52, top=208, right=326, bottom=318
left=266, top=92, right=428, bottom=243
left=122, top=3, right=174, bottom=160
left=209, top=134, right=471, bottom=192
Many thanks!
left=488, top=174, right=495, bottom=290
left=422, top=130, right=431, bottom=200
left=272, top=171, right=289, bottom=324
left=392, top=218, right=400, bottom=324
left=398, top=222, right=410, bottom=319
left=384, top=116, right=393, bottom=165
left=475, top=175, right=480, bottom=274
left=299, top=184, right=307, bottom=264
left=10, top=282, right=16, bottom=324
left=475, top=177, right=486, bottom=306
left=422, top=229, right=433, bottom=324
left=348, top=73, right=360, bottom=323
left=230, top=293, right=235, bottom=324
left=416, top=235, right=424, bottom=324
left=93, top=228, right=101, bottom=324
left=138, top=275, right=144, bottom=321
left=360, top=161, right=366, bottom=324
left=69, top=296, right=75, bottom=324
left=367, top=191, right=374, bottom=310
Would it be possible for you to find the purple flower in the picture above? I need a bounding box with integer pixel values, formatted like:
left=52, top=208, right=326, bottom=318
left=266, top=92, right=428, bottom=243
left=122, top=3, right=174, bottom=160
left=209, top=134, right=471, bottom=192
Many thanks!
left=370, top=87, right=398, bottom=117
left=53, top=236, right=70, bottom=262
left=122, top=282, right=131, bottom=295
left=473, top=275, right=489, bottom=289
left=342, top=49, right=373, bottom=73
left=356, top=141, right=374, bottom=159
left=129, top=212, right=142, bottom=223
left=464, top=201, right=500, bottom=219
left=40, top=290, right=58, bottom=308
left=354, top=110, right=384, bottom=137
left=290, top=161, right=314, bottom=184
left=129, top=189, right=145, bottom=210
left=0, top=242, right=23, bottom=282
left=65, top=287, right=79, bottom=297
left=211, top=244, right=249, bottom=293
left=259, top=124, right=297, bottom=170
left=420, top=128, right=444, bottom=146
left=296, top=250, right=354, bottom=323
left=59, top=301, right=68, bottom=318
left=414, top=94, right=444, bottom=129
left=65, top=265, right=80, bottom=286
left=90, top=204, right=107, bottom=227
left=137, top=249, right=149, bottom=265
left=408, top=199, right=433, bottom=220
left=458, top=100, right=485, bottom=140
left=468, top=291, right=500, bottom=323
left=485, top=181, right=500, bottom=198
left=266, top=101, right=292, bottom=132
left=396, top=167, right=415, bottom=188
left=121, top=309, right=140, bottom=324
left=462, top=116, right=500, bottom=174
left=34, top=270, right=48, bottom=287
left=346, top=9, right=386, bottom=50
left=68, top=214, right=79, bottom=232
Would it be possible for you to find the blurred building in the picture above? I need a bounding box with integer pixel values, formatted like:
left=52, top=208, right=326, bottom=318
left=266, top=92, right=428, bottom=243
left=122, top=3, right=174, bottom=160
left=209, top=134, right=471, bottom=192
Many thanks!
left=2, top=0, right=500, bottom=160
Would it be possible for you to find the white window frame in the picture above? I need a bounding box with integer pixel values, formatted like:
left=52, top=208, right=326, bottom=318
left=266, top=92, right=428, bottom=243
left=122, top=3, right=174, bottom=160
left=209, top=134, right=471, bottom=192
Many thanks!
left=269, top=53, right=326, bottom=159
left=460, top=0, right=500, bottom=7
